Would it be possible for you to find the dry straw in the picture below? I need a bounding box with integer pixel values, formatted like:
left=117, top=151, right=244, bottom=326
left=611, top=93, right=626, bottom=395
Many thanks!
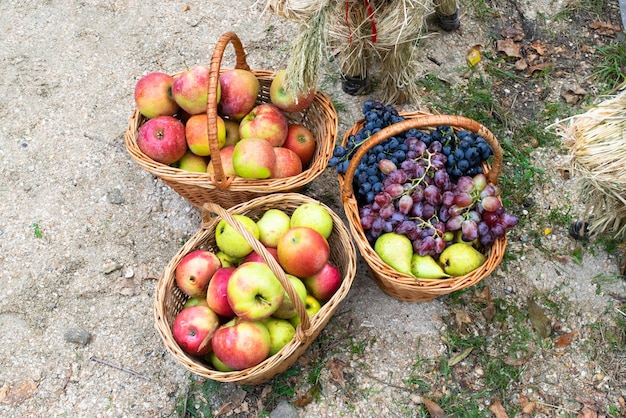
left=125, top=32, right=338, bottom=209
left=154, top=193, right=357, bottom=384
left=339, top=113, right=507, bottom=302
left=552, top=83, right=626, bottom=240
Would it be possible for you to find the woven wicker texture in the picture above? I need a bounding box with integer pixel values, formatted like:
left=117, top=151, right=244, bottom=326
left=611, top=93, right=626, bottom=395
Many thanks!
left=125, top=32, right=338, bottom=209
left=154, top=193, right=357, bottom=384
left=339, top=113, right=508, bottom=302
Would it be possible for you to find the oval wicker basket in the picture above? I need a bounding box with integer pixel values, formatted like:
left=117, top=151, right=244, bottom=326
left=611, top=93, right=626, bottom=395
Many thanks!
left=338, top=113, right=508, bottom=302
left=125, top=32, right=338, bottom=209
left=154, top=193, right=357, bottom=384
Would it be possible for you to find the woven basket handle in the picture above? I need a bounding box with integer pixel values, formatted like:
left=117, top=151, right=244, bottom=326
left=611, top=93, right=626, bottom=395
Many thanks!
left=205, top=32, right=252, bottom=189
left=341, top=114, right=503, bottom=198
left=202, top=202, right=312, bottom=338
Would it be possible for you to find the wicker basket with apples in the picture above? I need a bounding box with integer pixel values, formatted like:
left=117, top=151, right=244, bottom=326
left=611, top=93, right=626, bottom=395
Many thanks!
left=336, top=108, right=518, bottom=302
left=125, top=32, right=337, bottom=209
left=154, top=193, right=356, bottom=384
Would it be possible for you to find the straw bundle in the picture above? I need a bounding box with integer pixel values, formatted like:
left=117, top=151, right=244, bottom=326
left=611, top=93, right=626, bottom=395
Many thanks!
left=554, top=84, right=626, bottom=240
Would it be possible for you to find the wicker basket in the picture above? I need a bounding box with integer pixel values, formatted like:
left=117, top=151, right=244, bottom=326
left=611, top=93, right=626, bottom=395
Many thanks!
left=154, top=193, right=357, bottom=384
left=338, top=113, right=508, bottom=302
left=125, top=32, right=338, bottom=209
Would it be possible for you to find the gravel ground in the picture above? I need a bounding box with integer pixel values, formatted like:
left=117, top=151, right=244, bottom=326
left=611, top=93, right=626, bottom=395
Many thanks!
left=1, top=0, right=624, bottom=417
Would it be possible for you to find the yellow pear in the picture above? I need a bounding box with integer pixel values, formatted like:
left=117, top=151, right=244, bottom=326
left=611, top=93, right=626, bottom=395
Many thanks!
left=438, top=243, right=486, bottom=276
left=411, top=254, right=450, bottom=279
left=374, top=233, right=413, bottom=275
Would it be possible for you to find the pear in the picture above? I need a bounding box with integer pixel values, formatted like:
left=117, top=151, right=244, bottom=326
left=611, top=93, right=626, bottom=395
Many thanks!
left=438, top=243, right=486, bottom=277
left=374, top=232, right=413, bottom=275
left=411, top=254, right=450, bottom=279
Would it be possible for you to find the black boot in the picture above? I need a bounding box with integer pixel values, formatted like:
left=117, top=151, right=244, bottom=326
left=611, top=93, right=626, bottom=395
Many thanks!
left=341, top=73, right=369, bottom=96
left=436, top=9, right=461, bottom=32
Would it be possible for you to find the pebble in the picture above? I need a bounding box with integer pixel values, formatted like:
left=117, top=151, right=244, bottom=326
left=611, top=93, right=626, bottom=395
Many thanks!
left=107, top=188, right=124, bottom=205
left=270, top=401, right=298, bottom=418
left=64, top=327, right=92, bottom=346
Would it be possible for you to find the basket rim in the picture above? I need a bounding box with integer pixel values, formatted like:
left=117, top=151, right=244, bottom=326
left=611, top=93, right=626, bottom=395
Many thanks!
left=154, top=193, right=357, bottom=383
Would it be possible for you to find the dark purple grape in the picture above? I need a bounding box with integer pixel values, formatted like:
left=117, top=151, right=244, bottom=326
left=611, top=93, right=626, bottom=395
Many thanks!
left=379, top=204, right=395, bottom=219
left=434, top=237, right=446, bottom=254
left=372, top=217, right=386, bottom=234
left=395, top=220, right=416, bottom=235
left=431, top=154, right=447, bottom=170
left=501, top=213, right=519, bottom=228
left=491, top=223, right=505, bottom=238
left=434, top=169, right=451, bottom=190
left=429, top=141, right=442, bottom=153
left=385, top=183, right=405, bottom=198
left=482, top=211, right=499, bottom=227
left=423, top=185, right=441, bottom=206
left=456, top=176, right=474, bottom=193
left=446, top=215, right=463, bottom=231
left=407, top=227, right=421, bottom=241
left=422, top=203, right=436, bottom=219
left=415, top=236, right=435, bottom=256
left=411, top=202, right=424, bottom=218
left=438, top=205, right=451, bottom=222
left=454, top=192, right=473, bottom=208
left=411, top=189, right=424, bottom=203
left=374, top=192, right=392, bottom=206
left=461, top=219, right=478, bottom=241
left=383, top=221, right=394, bottom=233
left=442, top=191, right=455, bottom=206
left=387, top=169, right=408, bottom=184
left=480, top=231, right=495, bottom=246
left=477, top=221, right=490, bottom=236
left=361, top=214, right=375, bottom=229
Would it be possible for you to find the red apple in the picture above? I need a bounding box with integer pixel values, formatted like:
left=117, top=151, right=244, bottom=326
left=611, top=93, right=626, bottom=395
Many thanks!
left=232, top=137, right=276, bottom=179
left=171, top=65, right=211, bottom=115
left=207, top=145, right=236, bottom=176
left=185, top=113, right=226, bottom=157
left=227, top=262, right=285, bottom=320
left=134, top=72, right=179, bottom=118
left=206, top=267, right=236, bottom=318
left=211, top=318, right=271, bottom=371
left=172, top=305, right=220, bottom=356
left=218, top=69, right=260, bottom=120
left=283, top=123, right=316, bottom=166
left=223, top=119, right=241, bottom=147
left=242, top=246, right=279, bottom=264
left=302, top=262, right=342, bottom=303
left=239, top=103, right=288, bottom=147
left=178, top=150, right=209, bottom=172
left=277, top=227, right=330, bottom=278
left=175, top=249, right=222, bottom=298
left=137, top=115, right=187, bottom=165
left=269, top=69, right=316, bottom=113
left=272, top=147, right=303, bottom=178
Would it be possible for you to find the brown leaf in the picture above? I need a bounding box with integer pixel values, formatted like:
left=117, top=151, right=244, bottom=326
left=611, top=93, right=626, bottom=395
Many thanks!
left=215, top=388, right=247, bottom=416
left=327, top=358, right=347, bottom=388
left=500, top=25, right=525, bottom=41
left=578, top=406, right=597, bottom=418
left=422, top=396, right=446, bottom=418
left=455, top=311, right=472, bottom=325
left=496, top=39, right=523, bottom=58
left=526, top=62, right=550, bottom=76
left=293, top=384, right=319, bottom=407
left=514, top=59, right=528, bottom=71
left=483, top=302, right=496, bottom=321
left=503, top=353, right=532, bottom=366
left=527, top=298, right=552, bottom=338
left=554, top=330, right=578, bottom=349
left=489, top=398, right=508, bottom=418
left=530, top=40, right=547, bottom=55
left=474, top=287, right=491, bottom=304
left=0, top=380, right=39, bottom=405
left=589, top=21, right=620, bottom=36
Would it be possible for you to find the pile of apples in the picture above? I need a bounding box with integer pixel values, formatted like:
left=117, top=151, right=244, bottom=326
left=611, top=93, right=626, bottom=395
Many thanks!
left=171, top=202, right=342, bottom=371
left=134, top=66, right=318, bottom=179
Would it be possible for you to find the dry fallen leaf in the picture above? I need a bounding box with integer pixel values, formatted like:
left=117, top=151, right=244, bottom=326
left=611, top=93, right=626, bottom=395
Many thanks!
left=526, top=62, right=550, bottom=76
left=530, top=40, right=547, bottom=55
left=215, top=388, right=247, bottom=416
left=483, top=302, right=496, bottom=322
left=500, top=25, right=525, bottom=41
left=578, top=406, right=597, bottom=418
left=455, top=311, right=472, bottom=326
left=589, top=21, right=620, bottom=36
left=528, top=298, right=552, bottom=338
left=422, top=396, right=446, bottom=418
left=554, top=330, right=578, bottom=349
left=514, top=59, right=528, bottom=71
left=496, top=39, right=523, bottom=58
left=489, top=397, right=508, bottom=418
left=474, top=287, right=491, bottom=304
left=0, top=380, right=39, bottom=405
left=448, top=347, right=473, bottom=367
left=327, top=358, right=347, bottom=388
left=293, top=384, right=319, bottom=407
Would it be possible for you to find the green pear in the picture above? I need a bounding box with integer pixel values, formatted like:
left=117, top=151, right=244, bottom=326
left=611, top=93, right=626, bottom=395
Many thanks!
left=215, top=214, right=260, bottom=258
left=411, top=254, right=450, bottom=279
left=438, top=243, right=486, bottom=277
left=374, top=232, right=413, bottom=275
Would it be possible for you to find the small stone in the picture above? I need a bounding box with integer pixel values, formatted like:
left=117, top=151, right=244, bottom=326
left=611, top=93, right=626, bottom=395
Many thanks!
left=123, top=266, right=134, bottom=279
left=410, top=394, right=423, bottom=404
left=107, top=188, right=124, bottom=205
left=64, top=327, right=92, bottom=346
left=102, top=262, right=122, bottom=274
left=270, top=401, right=298, bottom=418
left=523, top=197, right=534, bottom=208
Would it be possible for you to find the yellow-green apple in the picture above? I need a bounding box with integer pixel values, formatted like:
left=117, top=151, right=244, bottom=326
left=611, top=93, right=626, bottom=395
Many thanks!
left=243, top=246, right=279, bottom=264
left=211, top=318, right=271, bottom=370
left=239, top=103, right=288, bottom=147
left=269, top=69, right=316, bottom=113
left=232, top=137, right=276, bottom=179
left=302, top=262, right=341, bottom=303
left=256, top=209, right=291, bottom=248
left=223, top=119, right=241, bottom=147
left=183, top=296, right=210, bottom=309
left=227, top=262, right=285, bottom=320
left=272, top=147, right=303, bottom=178
left=218, top=69, right=260, bottom=120
left=172, top=305, right=220, bottom=356
left=277, top=226, right=330, bottom=278
left=273, top=274, right=307, bottom=319
left=288, top=294, right=322, bottom=327
left=134, top=72, right=179, bottom=118
left=185, top=113, right=226, bottom=157
left=206, top=266, right=236, bottom=318
left=137, top=115, right=187, bottom=165
left=216, top=251, right=242, bottom=268
left=261, top=317, right=296, bottom=356
left=283, top=123, right=316, bottom=166
left=171, top=65, right=211, bottom=115
left=215, top=214, right=260, bottom=258
left=175, top=249, right=222, bottom=298
left=207, top=145, right=236, bottom=176
left=207, top=351, right=233, bottom=372
left=178, top=150, right=209, bottom=172
left=290, top=203, right=334, bottom=239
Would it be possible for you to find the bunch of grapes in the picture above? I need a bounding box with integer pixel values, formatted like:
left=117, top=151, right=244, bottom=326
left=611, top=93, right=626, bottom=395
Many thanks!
left=433, top=126, right=494, bottom=182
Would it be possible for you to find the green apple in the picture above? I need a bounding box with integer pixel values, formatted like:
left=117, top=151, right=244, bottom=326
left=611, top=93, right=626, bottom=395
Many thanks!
left=215, top=214, right=260, bottom=258
left=216, top=250, right=242, bottom=268
left=374, top=233, right=413, bottom=275
left=227, top=262, right=285, bottom=320
left=177, top=150, right=209, bottom=173
left=262, top=317, right=296, bottom=356
left=183, top=296, right=209, bottom=309
left=410, top=254, right=450, bottom=279
left=288, top=294, right=321, bottom=327
left=206, top=351, right=233, bottom=372
left=438, top=243, right=486, bottom=276
left=273, top=274, right=308, bottom=319
left=290, top=203, right=333, bottom=239
left=256, top=209, right=291, bottom=248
